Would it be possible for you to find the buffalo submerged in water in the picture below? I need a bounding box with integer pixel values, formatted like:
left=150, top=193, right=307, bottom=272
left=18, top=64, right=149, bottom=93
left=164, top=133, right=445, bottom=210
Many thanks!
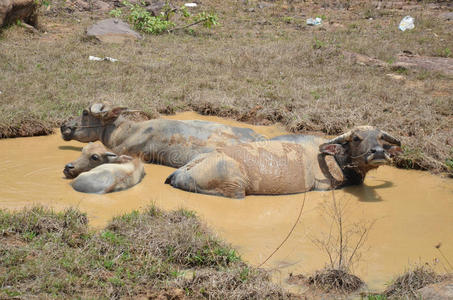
left=63, top=142, right=145, bottom=194
left=165, top=126, right=403, bottom=198
left=60, top=103, right=265, bottom=168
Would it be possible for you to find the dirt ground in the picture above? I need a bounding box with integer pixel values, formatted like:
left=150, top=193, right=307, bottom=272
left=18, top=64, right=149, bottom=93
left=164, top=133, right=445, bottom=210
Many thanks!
left=0, top=0, right=452, bottom=175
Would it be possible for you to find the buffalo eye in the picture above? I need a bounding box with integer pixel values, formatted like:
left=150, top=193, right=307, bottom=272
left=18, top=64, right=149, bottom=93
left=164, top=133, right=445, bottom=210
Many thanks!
left=383, top=144, right=391, bottom=150
left=91, top=154, right=100, bottom=161
left=83, top=110, right=89, bottom=116
left=352, top=136, right=362, bottom=142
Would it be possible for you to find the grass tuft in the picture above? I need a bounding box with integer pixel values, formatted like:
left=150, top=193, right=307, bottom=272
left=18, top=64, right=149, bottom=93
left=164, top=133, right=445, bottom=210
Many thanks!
left=383, top=264, right=441, bottom=298
left=0, top=206, right=287, bottom=299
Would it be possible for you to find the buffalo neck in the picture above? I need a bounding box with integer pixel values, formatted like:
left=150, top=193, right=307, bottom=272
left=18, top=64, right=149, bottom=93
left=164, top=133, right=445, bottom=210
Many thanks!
left=318, top=154, right=368, bottom=189
left=334, top=154, right=373, bottom=187
left=98, top=116, right=138, bottom=150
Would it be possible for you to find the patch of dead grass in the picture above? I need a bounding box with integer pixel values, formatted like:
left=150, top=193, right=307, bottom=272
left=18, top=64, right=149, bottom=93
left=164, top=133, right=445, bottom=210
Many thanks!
left=384, top=264, right=442, bottom=298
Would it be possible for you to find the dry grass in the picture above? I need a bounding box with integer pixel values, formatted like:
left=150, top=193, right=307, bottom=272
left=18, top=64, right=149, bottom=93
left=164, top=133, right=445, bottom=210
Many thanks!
left=0, top=0, right=452, bottom=174
left=0, top=206, right=288, bottom=299
left=383, top=264, right=441, bottom=299
left=307, top=268, right=364, bottom=293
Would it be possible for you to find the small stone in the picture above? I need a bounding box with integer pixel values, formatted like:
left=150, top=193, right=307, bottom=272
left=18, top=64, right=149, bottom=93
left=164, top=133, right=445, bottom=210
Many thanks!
left=86, top=18, right=141, bottom=44
left=386, top=73, right=405, bottom=81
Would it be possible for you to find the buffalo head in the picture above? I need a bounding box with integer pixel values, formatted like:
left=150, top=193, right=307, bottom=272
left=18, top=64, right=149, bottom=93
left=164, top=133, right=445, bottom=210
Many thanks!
left=319, top=126, right=402, bottom=172
left=63, top=142, right=132, bottom=179
left=60, top=102, right=127, bottom=142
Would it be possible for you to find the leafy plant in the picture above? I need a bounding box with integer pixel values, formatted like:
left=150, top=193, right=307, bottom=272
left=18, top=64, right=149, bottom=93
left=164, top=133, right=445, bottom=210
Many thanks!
left=109, top=1, right=219, bottom=35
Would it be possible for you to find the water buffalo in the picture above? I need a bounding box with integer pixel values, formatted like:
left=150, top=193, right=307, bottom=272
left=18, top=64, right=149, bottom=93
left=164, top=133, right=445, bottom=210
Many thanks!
left=165, top=126, right=402, bottom=198
left=64, top=142, right=145, bottom=194
left=60, top=103, right=265, bottom=168
left=64, top=142, right=120, bottom=179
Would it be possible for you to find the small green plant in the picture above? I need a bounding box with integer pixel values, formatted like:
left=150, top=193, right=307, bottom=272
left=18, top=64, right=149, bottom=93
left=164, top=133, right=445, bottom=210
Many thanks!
left=283, top=16, right=294, bottom=24
left=439, top=47, right=452, bottom=58
left=365, top=295, right=387, bottom=300
left=310, top=90, right=321, bottom=100
left=109, top=8, right=122, bottom=18
left=239, top=267, right=250, bottom=282
left=109, top=2, right=219, bottom=35
left=123, top=1, right=174, bottom=34
left=22, top=231, right=37, bottom=241
left=313, top=38, right=325, bottom=49
left=446, top=158, right=453, bottom=170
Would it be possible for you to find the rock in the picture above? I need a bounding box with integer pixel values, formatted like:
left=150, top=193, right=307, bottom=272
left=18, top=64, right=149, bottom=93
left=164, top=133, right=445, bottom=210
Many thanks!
left=0, top=0, right=38, bottom=28
left=386, top=73, right=405, bottom=81
left=86, top=18, right=141, bottom=44
left=93, top=0, right=112, bottom=12
left=146, top=1, right=165, bottom=16
left=439, top=12, right=453, bottom=21
left=395, top=53, right=453, bottom=76
left=417, top=277, right=453, bottom=300
left=343, top=51, right=453, bottom=76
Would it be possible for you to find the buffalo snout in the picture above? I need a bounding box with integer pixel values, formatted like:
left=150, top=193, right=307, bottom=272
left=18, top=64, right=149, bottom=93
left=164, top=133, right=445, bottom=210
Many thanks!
left=60, top=124, right=75, bottom=141
left=63, top=163, right=76, bottom=179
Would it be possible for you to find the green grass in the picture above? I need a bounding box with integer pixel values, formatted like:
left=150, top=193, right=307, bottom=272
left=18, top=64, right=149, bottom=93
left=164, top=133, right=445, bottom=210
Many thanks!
left=0, top=206, right=285, bottom=298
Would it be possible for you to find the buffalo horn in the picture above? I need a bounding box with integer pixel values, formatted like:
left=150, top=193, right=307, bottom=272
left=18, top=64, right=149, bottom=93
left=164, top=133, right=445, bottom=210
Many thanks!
left=324, top=130, right=353, bottom=145
left=381, top=131, right=401, bottom=146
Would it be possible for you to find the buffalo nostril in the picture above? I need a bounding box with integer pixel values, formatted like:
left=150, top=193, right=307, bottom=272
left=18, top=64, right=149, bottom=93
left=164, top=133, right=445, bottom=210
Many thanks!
left=65, top=163, right=74, bottom=170
left=371, top=147, right=384, bottom=154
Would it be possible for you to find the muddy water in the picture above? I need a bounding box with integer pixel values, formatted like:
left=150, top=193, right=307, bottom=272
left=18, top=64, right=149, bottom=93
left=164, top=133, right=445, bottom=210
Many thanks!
left=0, top=112, right=452, bottom=291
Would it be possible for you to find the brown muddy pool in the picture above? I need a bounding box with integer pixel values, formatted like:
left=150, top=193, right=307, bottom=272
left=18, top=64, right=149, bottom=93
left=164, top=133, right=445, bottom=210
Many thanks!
left=0, top=112, right=452, bottom=291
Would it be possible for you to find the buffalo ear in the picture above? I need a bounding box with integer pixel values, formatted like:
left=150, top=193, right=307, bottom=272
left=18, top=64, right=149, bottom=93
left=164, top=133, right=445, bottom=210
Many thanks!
left=105, top=107, right=127, bottom=120
left=388, top=146, right=403, bottom=156
left=104, top=152, right=118, bottom=163
left=319, top=143, right=343, bottom=155
left=117, top=155, right=133, bottom=163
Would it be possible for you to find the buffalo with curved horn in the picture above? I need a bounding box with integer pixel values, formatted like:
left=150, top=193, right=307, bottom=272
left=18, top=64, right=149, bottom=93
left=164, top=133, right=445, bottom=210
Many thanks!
left=60, top=103, right=265, bottom=168
left=165, top=126, right=402, bottom=198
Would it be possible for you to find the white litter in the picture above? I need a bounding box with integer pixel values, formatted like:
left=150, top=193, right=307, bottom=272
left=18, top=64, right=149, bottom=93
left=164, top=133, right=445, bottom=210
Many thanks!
left=0, top=91, right=2, bottom=95
left=306, top=17, right=322, bottom=26
left=184, top=3, right=197, bottom=7
left=399, top=16, right=415, bottom=31
left=89, top=56, right=118, bottom=62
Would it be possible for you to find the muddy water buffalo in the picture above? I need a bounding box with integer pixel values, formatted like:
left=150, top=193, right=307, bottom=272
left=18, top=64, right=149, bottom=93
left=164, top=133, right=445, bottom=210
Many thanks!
left=64, top=143, right=145, bottom=194
left=165, top=126, right=402, bottom=198
left=64, top=142, right=120, bottom=179
left=60, top=103, right=264, bottom=168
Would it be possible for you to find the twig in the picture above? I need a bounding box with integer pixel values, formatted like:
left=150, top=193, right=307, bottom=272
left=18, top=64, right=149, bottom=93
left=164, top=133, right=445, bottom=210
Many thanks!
left=257, top=192, right=306, bottom=268
left=18, top=22, right=39, bottom=34
left=435, top=246, right=453, bottom=271
left=167, top=19, right=206, bottom=32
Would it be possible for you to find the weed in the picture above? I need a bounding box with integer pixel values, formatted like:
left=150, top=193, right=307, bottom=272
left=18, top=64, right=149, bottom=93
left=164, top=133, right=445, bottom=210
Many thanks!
left=122, top=1, right=174, bottom=34
left=384, top=264, right=441, bottom=298
left=0, top=206, right=286, bottom=298
left=310, top=90, right=321, bottom=100
left=305, top=191, right=372, bottom=292
left=313, top=38, right=325, bottom=50
left=110, top=1, right=218, bottom=35
left=364, top=295, right=387, bottom=300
